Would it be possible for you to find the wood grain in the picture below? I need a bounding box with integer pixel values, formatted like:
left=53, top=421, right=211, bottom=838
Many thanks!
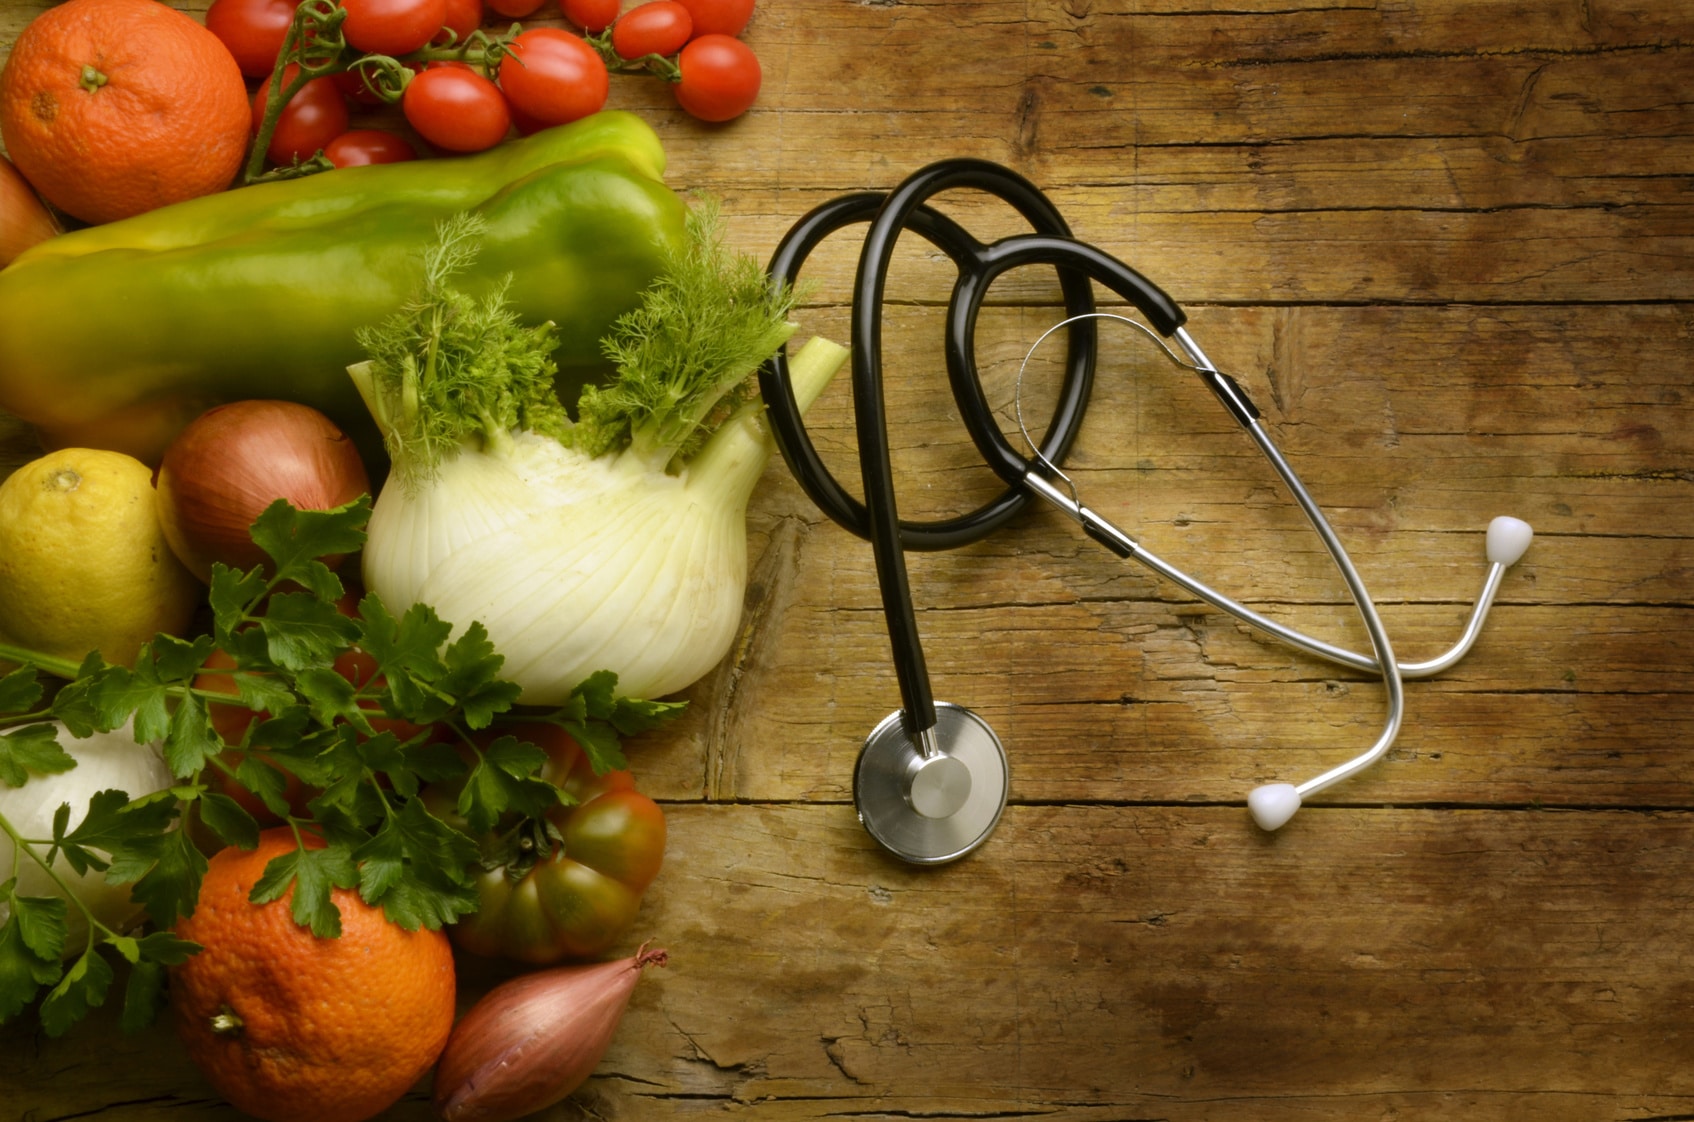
left=1, top=0, right=1690, bottom=1118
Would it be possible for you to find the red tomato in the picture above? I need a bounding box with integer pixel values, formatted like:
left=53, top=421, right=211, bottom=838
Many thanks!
left=252, top=70, right=351, bottom=165
left=610, top=1, right=692, bottom=59
left=206, top=0, right=297, bottom=78
left=341, top=0, right=449, bottom=56
left=675, top=0, right=752, bottom=37
left=673, top=33, right=759, bottom=122
left=485, top=0, right=544, bottom=16
left=434, top=0, right=485, bottom=43
left=562, top=0, right=620, bottom=32
left=324, top=128, right=419, bottom=167
left=402, top=65, right=511, bottom=152
left=497, top=28, right=609, bottom=127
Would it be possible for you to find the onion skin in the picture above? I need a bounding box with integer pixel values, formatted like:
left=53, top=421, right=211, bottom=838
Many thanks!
left=433, top=947, right=668, bottom=1122
left=0, top=154, right=61, bottom=268
left=155, top=400, right=370, bottom=582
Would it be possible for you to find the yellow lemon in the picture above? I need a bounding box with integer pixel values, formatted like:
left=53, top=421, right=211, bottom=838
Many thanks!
left=0, top=448, right=200, bottom=670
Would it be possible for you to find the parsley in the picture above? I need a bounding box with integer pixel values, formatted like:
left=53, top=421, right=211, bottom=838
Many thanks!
left=0, top=497, right=684, bottom=1036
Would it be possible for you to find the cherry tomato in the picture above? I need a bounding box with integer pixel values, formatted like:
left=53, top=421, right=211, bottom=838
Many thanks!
left=402, top=65, right=512, bottom=152
left=562, top=0, right=620, bottom=32
left=423, top=724, right=667, bottom=964
left=252, top=70, right=351, bottom=165
left=673, top=33, right=759, bottom=122
left=611, top=1, right=692, bottom=59
left=340, top=0, right=448, bottom=55
left=675, top=0, right=752, bottom=37
left=485, top=0, right=544, bottom=17
left=206, top=0, right=297, bottom=78
left=434, top=0, right=485, bottom=44
left=324, top=129, right=419, bottom=167
left=497, top=28, right=609, bottom=127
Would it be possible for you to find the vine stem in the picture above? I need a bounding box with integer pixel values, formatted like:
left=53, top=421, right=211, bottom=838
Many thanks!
left=241, top=2, right=522, bottom=186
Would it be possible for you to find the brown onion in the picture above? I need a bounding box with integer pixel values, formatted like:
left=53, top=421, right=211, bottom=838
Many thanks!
left=155, top=400, right=370, bottom=582
left=0, top=154, right=61, bottom=268
left=433, top=946, right=668, bottom=1122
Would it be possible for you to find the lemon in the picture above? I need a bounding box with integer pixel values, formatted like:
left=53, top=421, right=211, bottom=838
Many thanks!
left=0, top=447, right=200, bottom=670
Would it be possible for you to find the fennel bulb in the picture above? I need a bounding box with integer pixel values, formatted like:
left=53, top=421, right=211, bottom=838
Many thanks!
left=353, top=208, right=846, bottom=704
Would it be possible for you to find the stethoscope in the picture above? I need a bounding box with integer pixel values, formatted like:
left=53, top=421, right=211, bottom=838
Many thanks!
left=758, top=158, right=1534, bottom=865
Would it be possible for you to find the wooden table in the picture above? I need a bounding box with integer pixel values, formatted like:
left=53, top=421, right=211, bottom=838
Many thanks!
left=3, top=1, right=1691, bottom=1118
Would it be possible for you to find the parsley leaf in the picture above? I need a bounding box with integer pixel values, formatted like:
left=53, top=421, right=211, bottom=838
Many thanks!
left=355, top=800, right=479, bottom=930
left=456, top=735, right=558, bottom=836
left=119, top=932, right=201, bottom=1035
left=438, top=622, right=521, bottom=730
left=10, top=893, right=70, bottom=963
left=0, top=723, right=76, bottom=789
left=0, top=916, right=62, bottom=1022
left=250, top=498, right=371, bottom=592
left=558, top=671, right=687, bottom=774
left=260, top=593, right=360, bottom=673
left=39, top=946, right=114, bottom=1037
left=251, top=842, right=360, bottom=939
left=0, top=667, right=43, bottom=715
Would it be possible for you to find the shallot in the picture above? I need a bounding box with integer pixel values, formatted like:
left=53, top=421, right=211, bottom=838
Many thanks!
left=433, top=946, right=668, bottom=1121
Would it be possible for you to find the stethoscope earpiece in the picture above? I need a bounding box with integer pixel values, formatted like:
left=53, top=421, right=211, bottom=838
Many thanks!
left=1247, top=784, right=1303, bottom=832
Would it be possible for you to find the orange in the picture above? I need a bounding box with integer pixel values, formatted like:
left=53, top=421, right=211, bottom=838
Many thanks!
left=0, top=0, right=250, bottom=224
left=171, top=829, right=458, bottom=1122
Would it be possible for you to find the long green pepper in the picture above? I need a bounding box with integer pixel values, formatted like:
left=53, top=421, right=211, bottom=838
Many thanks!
left=0, top=112, right=688, bottom=467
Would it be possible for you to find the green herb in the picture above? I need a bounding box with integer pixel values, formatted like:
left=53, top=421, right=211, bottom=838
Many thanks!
left=351, top=212, right=570, bottom=489
left=0, top=498, right=682, bottom=1036
left=573, top=196, right=799, bottom=469
left=349, top=200, right=800, bottom=488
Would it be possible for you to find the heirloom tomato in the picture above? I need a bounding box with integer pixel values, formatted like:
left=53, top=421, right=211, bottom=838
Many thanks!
left=428, top=723, right=667, bottom=964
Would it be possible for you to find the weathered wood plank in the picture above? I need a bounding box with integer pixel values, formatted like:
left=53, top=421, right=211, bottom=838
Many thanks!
left=11, top=805, right=1691, bottom=1122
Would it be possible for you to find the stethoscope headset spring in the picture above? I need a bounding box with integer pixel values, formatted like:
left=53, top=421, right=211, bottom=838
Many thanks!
left=758, top=158, right=1533, bottom=866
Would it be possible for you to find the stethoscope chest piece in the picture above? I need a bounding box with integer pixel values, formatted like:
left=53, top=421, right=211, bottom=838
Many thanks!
left=854, top=703, right=1010, bottom=864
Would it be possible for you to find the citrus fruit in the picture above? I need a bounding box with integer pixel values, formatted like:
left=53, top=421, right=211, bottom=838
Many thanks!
left=172, top=829, right=458, bottom=1122
left=0, top=0, right=251, bottom=224
left=0, top=448, right=200, bottom=669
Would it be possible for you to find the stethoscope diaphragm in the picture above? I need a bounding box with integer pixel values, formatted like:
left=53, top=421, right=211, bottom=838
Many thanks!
left=854, top=703, right=1009, bottom=864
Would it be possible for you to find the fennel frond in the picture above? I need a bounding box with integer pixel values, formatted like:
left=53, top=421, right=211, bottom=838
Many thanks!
left=351, top=212, right=568, bottom=489
left=570, top=198, right=799, bottom=471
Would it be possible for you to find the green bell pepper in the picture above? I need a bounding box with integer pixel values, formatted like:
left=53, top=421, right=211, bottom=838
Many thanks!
left=0, top=111, right=687, bottom=466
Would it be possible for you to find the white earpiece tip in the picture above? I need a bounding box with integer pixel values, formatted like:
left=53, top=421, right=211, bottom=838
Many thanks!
left=1248, top=783, right=1302, bottom=831
left=1485, top=516, right=1534, bottom=566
